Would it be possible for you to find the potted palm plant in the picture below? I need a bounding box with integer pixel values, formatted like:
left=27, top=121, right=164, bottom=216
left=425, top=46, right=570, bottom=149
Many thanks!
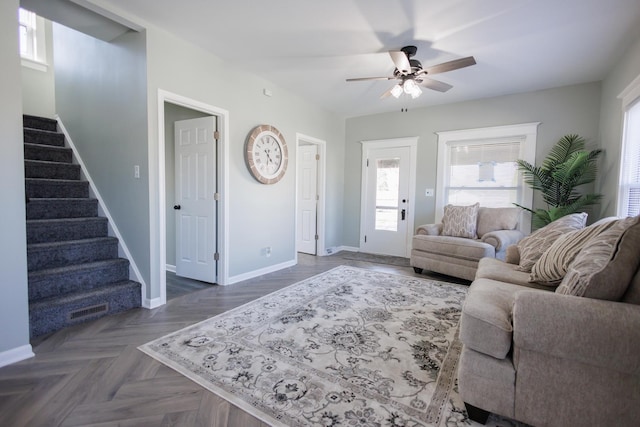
left=515, top=134, right=602, bottom=229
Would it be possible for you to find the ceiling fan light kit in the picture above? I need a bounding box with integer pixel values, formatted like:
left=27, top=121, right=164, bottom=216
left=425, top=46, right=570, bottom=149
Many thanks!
left=347, top=45, right=476, bottom=100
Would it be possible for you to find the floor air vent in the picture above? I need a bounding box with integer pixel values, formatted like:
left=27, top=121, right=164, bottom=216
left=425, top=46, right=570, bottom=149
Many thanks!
left=69, top=303, right=109, bottom=320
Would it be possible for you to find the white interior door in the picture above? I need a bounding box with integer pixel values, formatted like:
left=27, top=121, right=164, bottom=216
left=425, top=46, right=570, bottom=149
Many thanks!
left=174, top=117, right=217, bottom=283
left=297, top=144, right=318, bottom=254
left=361, top=146, right=412, bottom=257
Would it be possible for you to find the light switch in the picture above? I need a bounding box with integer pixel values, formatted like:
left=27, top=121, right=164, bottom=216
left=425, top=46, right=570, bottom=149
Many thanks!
left=134, top=165, right=140, bottom=179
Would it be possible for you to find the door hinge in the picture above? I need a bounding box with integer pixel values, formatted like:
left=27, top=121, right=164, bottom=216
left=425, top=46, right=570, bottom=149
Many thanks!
left=364, top=235, right=367, bottom=243
left=315, top=154, right=320, bottom=161
left=316, top=195, right=319, bottom=201
left=214, top=130, right=220, bottom=140
left=214, top=252, right=220, bottom=261
left=214, top=192, right=220, bottom=201
left=366, top=159, right=369, bottom=167
left=315, top=234, right=319, bottom=241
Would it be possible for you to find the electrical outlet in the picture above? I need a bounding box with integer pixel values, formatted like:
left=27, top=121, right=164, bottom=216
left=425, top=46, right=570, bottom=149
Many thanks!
left=263, top=247, right=272, bottom=257
left=425, top=188, right=434, bottom=197
left=134, top=165, right=140, bottom=179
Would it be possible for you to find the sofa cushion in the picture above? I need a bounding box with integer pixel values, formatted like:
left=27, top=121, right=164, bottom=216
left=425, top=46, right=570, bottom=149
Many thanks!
left=622, top=267, right=640, bottom=305
left=476, top=207, right=519, bottom=238
left=556, top=216, right=640, bottom=300
left=460, top=278, right=536, bottom=359
left=516, top=213, right=588, bottom=272
left=442, top=203, right=479, bottom=238
left=412, top=234, right=494, bottom=260
left=529, top=219, right=617, bottom=285
left=476, top=258, right=551, bottom=290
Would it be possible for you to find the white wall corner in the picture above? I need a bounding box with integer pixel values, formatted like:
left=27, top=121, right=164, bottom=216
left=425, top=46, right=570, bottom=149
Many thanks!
left=0, top=344, right=34, bottom=368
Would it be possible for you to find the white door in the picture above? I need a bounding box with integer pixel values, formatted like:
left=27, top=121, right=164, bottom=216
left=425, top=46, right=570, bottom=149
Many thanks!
left=174, top=117, right=217, bottom=283
left=361, top=146, right=412, bottom=257
left=297, top=144, right=318, bottom=254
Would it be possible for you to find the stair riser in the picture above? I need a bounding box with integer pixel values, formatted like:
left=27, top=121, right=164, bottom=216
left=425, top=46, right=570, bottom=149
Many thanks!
left=25, top=161, right=81, bottom=180
left=26, top=180, right=89, bottom=199
left=27, top=199, right=98, bottom=220
left=29, top=261, right=130, bottom=301
left=24, top=128, right=65, bottom=147
left=24, top=144, right=73, bottom=163
left=29, top=282, right=141, bottom=337
left=23, top=115, right=57, bottom=132
left=28, top=239, right=119, bottom=271
left=27, top=219, right=108, bottom=244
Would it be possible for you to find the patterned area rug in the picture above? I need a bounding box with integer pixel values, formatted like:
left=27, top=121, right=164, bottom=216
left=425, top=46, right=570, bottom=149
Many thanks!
left=139, top=266, right=517, bottom=426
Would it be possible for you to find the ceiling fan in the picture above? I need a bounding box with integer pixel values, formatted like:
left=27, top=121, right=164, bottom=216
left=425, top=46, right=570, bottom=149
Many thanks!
left=346, top=46, right=476, bottom=99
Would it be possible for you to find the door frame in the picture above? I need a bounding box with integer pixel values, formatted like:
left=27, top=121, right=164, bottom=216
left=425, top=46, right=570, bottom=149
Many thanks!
left=295, top=133, right=326, bottom=258
left=150, top=89, right=229, bottom=308
left=359, top=137, right=418, bottom=257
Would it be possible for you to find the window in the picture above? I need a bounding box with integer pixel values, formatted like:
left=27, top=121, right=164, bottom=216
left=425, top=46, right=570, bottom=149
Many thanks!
left=618, top=97, right=640, bottom=217
left=436, top=123, right=539, bottom=233
left=18, top=8, right=47, bottom=70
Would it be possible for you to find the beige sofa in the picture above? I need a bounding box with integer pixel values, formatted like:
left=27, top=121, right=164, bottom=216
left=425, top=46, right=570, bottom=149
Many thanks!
left=411, top=206, right=524, bottom=281
left=457, top=215, right=640, bottom=426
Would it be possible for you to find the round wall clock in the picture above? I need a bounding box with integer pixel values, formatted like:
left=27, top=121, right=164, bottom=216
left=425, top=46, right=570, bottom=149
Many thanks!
left=245, top=124, right=288, bottom=184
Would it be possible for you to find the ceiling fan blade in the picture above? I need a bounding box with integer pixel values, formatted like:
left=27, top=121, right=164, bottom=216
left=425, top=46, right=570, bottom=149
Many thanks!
left=346, top=76, right=394, bottom=82
left=389, top=50, right=411, bottom=75
left=423, top=56, right=476, bottom=75
left=380, top=88, right=393, bottom=99
left=418, top=78, right=453, bottom=92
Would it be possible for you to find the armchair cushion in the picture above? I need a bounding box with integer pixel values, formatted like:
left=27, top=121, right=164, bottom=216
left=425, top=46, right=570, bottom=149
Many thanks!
left=442, top=203, right=479, bottom=238
left=556, top=216, right=640, bottom=300
left=412, top=235, right=494, bottom=260
left=477, top=207, right=519, bottom=238
left=516, top=213, right=588, bottom=272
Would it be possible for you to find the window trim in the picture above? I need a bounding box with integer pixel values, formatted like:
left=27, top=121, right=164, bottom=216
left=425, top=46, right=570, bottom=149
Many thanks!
left=19, top=9, right=48, bottom=71
left=616, top=73, right=640, bottom=217
left=435, top=122, right=539, bottom=234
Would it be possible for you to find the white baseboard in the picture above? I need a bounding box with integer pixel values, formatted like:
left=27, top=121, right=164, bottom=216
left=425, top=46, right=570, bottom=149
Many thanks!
left=166, top=264, right=176, bottom=273
left=143, top=297, right=164, bottom=309
left=323, top=246, right=359, bottom=255
left=0, top=344, right=34, bottom=368
left=227, top=259, right=297, bottom=285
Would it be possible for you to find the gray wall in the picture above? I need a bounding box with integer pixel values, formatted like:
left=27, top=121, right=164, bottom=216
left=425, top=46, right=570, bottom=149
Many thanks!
left=21, top=18, right=56, bottom=118
left=53, top=24, right=149, bottom=285
left=0, top=0, right=31, bottom=357
left=344, top=82, right=603, bottom=247
left=598, top=33, right=640, bottom=217
left=164, top=102, right=210, bottom=267
left=145, top=25, right=345, bottom=287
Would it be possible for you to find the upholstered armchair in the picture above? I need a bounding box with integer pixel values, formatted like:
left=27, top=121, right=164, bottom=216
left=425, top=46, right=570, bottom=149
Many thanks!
left=411, top=205, right=524, bottom=281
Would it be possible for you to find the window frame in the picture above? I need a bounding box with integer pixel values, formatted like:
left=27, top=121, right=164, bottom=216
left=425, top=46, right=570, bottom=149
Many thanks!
left=617, top=73, right=640, bottom=217
left=19, top=8, right=48, bottom=71
left=435, top=123, right=539, bottom=234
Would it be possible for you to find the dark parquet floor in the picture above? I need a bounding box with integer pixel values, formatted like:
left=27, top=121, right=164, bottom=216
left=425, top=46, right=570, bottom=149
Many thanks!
left=0, top=251, right=466, bottom=426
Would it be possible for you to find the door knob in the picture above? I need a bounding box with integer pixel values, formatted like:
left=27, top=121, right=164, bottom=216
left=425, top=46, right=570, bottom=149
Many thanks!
left=173, top=205, right=181, bottom=210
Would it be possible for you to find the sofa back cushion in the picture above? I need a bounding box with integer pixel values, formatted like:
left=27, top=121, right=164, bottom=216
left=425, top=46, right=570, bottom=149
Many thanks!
left=476, top=207, right=519, bottom=238
left=556, top=216, right=640, bottom=300
left=442, top=203, right=479, bottom=238
left=529, top=218, right=618, bottom=285
left=516, top=213, right=588, bottom=272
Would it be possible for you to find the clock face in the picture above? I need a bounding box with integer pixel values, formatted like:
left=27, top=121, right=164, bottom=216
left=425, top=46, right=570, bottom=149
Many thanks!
left=245, top=125, right=288, bottom=184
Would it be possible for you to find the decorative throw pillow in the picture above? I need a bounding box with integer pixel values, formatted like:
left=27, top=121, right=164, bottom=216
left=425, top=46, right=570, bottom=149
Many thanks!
left=516, top=212, right=588, bottom=273
left=442, top=203, right=479, bottom=239
left=556, top=216, right=640, bottom=300
left=529, top=219, right=617, bottom=285
left=476, top=207, right=519, bottom=238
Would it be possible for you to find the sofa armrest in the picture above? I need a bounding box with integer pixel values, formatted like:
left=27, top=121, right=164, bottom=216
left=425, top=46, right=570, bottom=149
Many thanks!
left=480, top=229, right=524, bottom=251
left=513, top=291, right=640, bottom=374
left=416, top=223, right=442, bottom=235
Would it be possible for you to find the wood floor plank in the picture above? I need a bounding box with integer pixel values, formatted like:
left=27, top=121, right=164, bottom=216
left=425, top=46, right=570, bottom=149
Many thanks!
left=0, top=252, right=429, bottom=426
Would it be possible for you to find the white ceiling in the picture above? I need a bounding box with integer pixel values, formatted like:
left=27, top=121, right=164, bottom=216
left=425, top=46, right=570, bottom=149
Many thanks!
left=100, top=0, right=640, bottom=118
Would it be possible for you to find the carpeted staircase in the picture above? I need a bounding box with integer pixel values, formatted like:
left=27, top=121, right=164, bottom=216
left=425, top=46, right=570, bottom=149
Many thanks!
left=24, top=114, right=141, bottom=338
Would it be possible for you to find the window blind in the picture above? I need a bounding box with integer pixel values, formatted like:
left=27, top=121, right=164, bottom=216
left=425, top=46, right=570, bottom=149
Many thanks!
left=621, top=98, right=640, bottom=217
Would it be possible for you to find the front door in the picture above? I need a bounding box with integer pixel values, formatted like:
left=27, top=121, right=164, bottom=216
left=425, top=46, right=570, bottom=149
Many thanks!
left=297, top=144, right=318, bottom=255
left=174, top=117, right=217, bottom=283
left=361, top=145, right=412, bottom=257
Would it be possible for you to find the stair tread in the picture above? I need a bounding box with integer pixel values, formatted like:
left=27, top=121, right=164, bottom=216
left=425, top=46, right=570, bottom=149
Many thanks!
left=28, top=236, right=118, bottom=250
left=28, top=216, right=106, bottom=224
left=27, top=197, right=96, bottom=202
left=29, top=280, right=140, bottom=307
left=25, top=159, right=79, bottom=166
left=24, top=142, right=70, bottom=150
left=28, top=258, right=129, bottom=277
left=26, top=177, right=85, bottom=183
